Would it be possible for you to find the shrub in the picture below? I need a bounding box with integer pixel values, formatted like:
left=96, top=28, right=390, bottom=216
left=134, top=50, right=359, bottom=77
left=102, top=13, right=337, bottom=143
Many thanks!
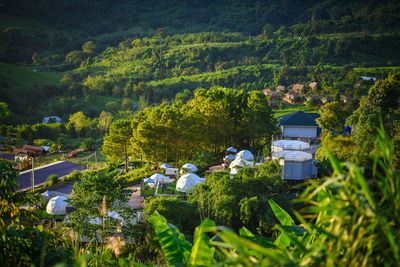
left=46, top=174, right=59, bottom=185
left=63, top=170, right=82, bottom=182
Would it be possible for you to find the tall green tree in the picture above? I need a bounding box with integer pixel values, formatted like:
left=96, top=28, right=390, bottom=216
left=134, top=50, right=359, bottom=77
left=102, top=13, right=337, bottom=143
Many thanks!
left=317, top=101, right=347, bottom=134
left=102, top=119, right=132, bottom=172
left=347, top=72, right=400, bottom=148
left=66, top=170, right=134, bottom=241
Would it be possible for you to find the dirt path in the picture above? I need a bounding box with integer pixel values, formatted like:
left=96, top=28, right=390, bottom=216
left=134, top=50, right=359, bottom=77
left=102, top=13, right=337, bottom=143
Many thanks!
left=125, top=184, right=144, bottom=209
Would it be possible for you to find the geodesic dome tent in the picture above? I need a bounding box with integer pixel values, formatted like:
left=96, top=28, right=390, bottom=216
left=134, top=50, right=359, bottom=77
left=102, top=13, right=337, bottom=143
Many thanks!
left=236, top=150, right=254, bottom=161
left=229, top=158, right=254, bottom=176
left=150, top=173, right=169, bottom=182
left=46, top=196, right=68, bottom=215
left=272, top=140, right=310, bottom=151
left=176, top=173, right=205, bottom=192
left=180, top=163, right=198, bottom=173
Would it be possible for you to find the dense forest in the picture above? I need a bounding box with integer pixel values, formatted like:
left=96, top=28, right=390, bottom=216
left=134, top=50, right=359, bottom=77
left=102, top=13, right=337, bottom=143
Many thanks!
left=1, top=0, right=400, bottom=266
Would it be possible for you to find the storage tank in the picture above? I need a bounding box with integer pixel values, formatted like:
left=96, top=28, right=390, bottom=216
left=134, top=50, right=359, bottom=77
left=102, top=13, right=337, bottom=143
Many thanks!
left=272, top=150, right=315, bottom=180
left=272, top=140, right=310, bottom=152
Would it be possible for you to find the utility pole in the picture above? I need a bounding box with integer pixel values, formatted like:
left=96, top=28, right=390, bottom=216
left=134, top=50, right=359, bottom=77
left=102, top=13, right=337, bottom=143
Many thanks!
left=95, top=151, right=97, bottom=169
left=31, top=157, right=35, bottom=190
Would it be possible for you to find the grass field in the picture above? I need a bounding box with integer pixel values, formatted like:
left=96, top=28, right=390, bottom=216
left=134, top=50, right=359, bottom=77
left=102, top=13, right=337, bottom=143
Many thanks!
left=273, top=104, right=320, bottom=118
left=0, top=61, right=60, bottom=90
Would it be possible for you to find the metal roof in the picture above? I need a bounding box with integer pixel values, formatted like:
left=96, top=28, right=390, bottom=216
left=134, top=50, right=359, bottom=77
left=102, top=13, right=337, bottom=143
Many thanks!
left=16, top=161, right=85, bottom=190
left=279, top=111, right=320, bottom=127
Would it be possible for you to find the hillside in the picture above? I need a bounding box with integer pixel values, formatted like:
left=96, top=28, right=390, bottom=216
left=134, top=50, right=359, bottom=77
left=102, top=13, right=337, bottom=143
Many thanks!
left=0, top=62, right=60, bottom=123
left=0, top=0, right=399, bottom=63
left=1, top=0, right=400, bottom=123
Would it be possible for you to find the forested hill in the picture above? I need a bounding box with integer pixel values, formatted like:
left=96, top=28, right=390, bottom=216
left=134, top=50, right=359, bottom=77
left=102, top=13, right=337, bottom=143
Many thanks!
left=1, top=0, right=400, bottom=63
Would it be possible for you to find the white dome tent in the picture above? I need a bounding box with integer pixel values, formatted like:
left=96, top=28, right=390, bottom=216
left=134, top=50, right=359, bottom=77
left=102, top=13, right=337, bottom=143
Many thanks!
left=224, top=154, right=236, bottom=160
left=272, top=140, right=310, bottom=151
left=180, top=163, right=198, bottom=174
left=226, top=147, right=237, bottom=153
left=150, top=173, right=172, bottom=183
left=46, top=196, right=68, bottom=215
left=236, top=150, right=254, bottom=161
left=229, top=158, right=254, bottom=176
left=176, top=173, right=205, bottom=193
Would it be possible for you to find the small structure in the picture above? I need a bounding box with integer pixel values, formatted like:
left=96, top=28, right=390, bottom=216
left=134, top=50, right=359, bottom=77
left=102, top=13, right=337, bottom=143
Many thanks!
left=165, top=168, right=179, bottom=178
left=150, top=173, right=172, bottom=183
left=309, top=82, right=321, bottom=90
left=292, top=84, right=306, bottom=94
left=279, top=111, right=320, bottom=138
left=180, top=163, right=198, bottom=174
left=159, top=163, right=172, bottom=169
left=272, top=150, right=317, bottom=180
left=224, top=154, right=236, bottom=160
left=342, top=96, right=352, bottom=104
left=176, top=173, right=205, bottom=193
left=283, top=92, right=300, bottom=104
left=46, top=196, right=68, bottom=215
left=321, top=97, right=333, bottom=104
left=21, top=145, right=45, bottom=157
left=236, top=150, right=254, bottom=161
left=43, top=116, right=62, bottom=123
left=361, top=76, right=377, bottom=82
left=226, top=147, right=237, bottom=153
left=275, top=85, right=286, bottom=92
left=41, top=190, right=55, bottom=199
left=263, top=89, right=281, bottom=100
left=229, top=158, right=254, bottom=176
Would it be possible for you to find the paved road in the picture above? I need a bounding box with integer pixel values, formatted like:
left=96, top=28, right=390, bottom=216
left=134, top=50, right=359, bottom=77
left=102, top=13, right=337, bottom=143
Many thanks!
left=17, top=161, right=85, bottom=190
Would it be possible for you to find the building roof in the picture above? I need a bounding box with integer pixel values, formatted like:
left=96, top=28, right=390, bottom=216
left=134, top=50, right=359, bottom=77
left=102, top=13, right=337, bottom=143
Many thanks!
left=276, top=85, right=286, bottom=91
left=0, top=152, right=15, bottom=161
left=16, top=161, right=85, bottom=190
left=23, top=145, right=45, bottom=152
left=292, top=84, right=305, bottom=92
left=262, top=89, right=280, bottom=97
left=12, top=148, right=29, bottom=155
left=309, top=82, right=319, bottom=89
left=279, top=111, right=320, bottom=127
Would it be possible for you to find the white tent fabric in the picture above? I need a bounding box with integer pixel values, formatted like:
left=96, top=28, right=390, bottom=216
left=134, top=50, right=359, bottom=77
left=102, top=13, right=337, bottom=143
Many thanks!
left=236, top=150, right=254, bottom=161
left=41, top=190, right=55, bottom=199
left=224, top=154, right=236, bottom=160
left=227, top=147, right=237, bottom=153
left=150, top=173, right=169, bottom=182
left=89, top=211, right=124, bottom=225
left=176, top=173, right=205, bottom=192
left=229, top=159, right=254, bottom=176
left=180, top=163, right=198, bottom=173
left=46, top=196, right=68, bottom=215
left=272, top=150, right=312, bottom=161
left=159, top=178, right=174, bottom=184
left=159, top=163, right=172, bottom=169
left=272, top=140, right=310, bottom=151
left=144, top=178, right=155, bottom=183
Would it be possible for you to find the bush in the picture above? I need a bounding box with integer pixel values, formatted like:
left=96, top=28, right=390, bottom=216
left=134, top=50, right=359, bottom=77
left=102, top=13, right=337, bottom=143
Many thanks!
left=46, top=174, right=59, bottom=185
left=63, top=170, right=82, bottom=182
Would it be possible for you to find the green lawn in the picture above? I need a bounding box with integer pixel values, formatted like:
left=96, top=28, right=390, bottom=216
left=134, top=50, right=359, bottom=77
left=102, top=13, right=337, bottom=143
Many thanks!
left=0, top=61, right=60, bottom=90
left=273, top=104, right=320, bottom=118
